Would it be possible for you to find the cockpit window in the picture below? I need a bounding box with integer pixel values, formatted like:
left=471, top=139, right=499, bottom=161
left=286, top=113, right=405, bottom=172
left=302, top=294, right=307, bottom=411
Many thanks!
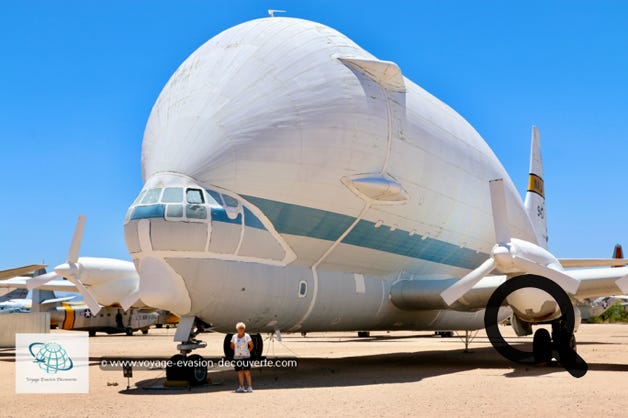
left=186, top=205, right=207, bottom=219
left=166, top=204, right=183, bottom=218
left=186, top=189, right=204, bottom=204
left=141, top=188, right=162, bottom=204
left=132, top=190, right=146, bottom=206
left=162, top=187, right=183, bottom=203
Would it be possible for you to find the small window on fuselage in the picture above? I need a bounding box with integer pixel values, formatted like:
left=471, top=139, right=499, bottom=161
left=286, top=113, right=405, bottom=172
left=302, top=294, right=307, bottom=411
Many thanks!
left=298, top=281, right=307, bottom=298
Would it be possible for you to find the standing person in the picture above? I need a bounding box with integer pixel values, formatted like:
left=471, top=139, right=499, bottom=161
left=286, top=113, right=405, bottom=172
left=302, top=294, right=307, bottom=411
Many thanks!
left=230, top=322, right=254, bottom=393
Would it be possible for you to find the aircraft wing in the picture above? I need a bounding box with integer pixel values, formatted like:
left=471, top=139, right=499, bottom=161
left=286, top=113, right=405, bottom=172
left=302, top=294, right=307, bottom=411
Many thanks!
left=430, top=267, right=628, bottom=310
left=468, top=267, right=628, bottom=306
left=0, top=264, right=46, bottom=280
left=570, top=267, right=628, bottom=300
left=560, top=259, right=628, bottom=268
left=0, top=277, right=79, bottom=293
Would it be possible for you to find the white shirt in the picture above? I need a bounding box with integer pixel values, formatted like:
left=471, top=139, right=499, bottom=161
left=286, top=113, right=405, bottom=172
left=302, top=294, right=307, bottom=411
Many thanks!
left=231, top=333, right=252, bottom=359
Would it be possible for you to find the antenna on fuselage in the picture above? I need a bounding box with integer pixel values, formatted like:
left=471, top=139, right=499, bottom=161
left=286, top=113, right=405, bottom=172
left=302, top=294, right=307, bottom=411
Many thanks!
left=268, top=9, right=286, bottom=17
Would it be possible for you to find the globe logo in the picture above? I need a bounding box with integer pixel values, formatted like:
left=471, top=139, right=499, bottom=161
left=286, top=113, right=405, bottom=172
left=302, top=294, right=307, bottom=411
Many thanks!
left=28, top=341, right=74, bottom=373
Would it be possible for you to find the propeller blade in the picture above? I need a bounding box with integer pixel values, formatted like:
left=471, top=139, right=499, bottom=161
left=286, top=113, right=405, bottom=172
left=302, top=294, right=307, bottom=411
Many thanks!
left=511, top=255, right=580, bottom=294
left=26, top=272, right=59, bottom=290
left=441, top=258, right=496, bottom=305
left=489, top=179, right=511, bottom=244
left=67, top=214, right=86, bottom=264
left=120, top=288, right=140, bottom=311
left=56, top=262, right=101, bottom=315
left=67, top=275, right=102, bottom=315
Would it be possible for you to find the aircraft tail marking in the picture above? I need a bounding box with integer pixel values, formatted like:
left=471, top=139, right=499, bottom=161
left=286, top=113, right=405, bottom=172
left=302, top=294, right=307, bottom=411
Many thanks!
left=524, top=126, right=548, bottom=248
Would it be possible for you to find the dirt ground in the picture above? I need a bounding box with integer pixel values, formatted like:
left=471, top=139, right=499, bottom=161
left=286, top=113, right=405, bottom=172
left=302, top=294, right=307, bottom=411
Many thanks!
left=2, top=323, right=628, bottom=417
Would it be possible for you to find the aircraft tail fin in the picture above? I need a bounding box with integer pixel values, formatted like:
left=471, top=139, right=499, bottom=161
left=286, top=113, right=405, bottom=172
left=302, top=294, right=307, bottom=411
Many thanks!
left=34, top=289, right=56, bottom=304
left=0, top=288, right=29, bottom=302
left=613, top=244, right=624, bottom=266
left=524, top=126, right=548, bottom=249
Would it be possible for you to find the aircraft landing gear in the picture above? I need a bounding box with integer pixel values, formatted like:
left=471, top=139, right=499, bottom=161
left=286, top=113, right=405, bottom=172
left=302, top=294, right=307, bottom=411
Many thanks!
left=251, top=333, right=264, bottom=359
left=532, top=321, right=578, bottom=365
left=166, top=317, right=210, bottom=386
left=532, top=328, right=552, bottom=364
left=484, top=274, right=588, bottom=378
left=223, top=334, right=234, bottom=360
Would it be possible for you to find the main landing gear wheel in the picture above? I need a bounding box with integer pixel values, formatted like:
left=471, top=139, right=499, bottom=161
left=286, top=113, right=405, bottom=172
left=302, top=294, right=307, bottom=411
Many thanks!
left=251, top=333, right=264, bottom=359
left=532, top=328, right=552, bottom=364
left=223, top=333, right=234, bottom=360
left=484, top=274, right=588, bottom=378
left=224, top=333, right=264, bottom=359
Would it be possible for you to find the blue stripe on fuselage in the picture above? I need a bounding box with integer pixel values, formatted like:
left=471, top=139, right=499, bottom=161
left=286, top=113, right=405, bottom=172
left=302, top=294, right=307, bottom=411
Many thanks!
left=243, top=195, right=488, bottom=270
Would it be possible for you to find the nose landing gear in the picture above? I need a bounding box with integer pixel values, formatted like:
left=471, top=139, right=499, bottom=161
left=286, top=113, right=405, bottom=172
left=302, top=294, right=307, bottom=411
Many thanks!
left=165, top=316, right=210, bottom=386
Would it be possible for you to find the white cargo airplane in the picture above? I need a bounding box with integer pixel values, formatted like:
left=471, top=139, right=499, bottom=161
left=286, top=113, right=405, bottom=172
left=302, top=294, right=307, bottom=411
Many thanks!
left=27, top=17, right=628, bottom=382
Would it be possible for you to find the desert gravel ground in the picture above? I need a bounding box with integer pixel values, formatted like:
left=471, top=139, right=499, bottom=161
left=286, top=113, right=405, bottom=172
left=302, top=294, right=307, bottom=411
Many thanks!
left=2, top=323, right=628, bottom=417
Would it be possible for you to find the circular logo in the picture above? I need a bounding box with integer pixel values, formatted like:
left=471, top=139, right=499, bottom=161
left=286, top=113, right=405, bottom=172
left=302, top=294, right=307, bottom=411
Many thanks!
left=29, top=341, right=74, bottom=373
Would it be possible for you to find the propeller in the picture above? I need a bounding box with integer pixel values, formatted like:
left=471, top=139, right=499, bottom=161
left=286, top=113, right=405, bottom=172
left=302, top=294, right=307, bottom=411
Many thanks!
left=28, top=215, right=102, bottom=314
left=54, top=215, right=102, bottom=314
left=441, top=179, right=580, bottom=306
left=119, top=287, right=140, bottom=312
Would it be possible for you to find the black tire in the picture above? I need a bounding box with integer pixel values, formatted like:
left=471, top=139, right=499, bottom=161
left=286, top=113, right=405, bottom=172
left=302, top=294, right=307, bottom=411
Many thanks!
left=533, top=328, right=553, bottom=364
left=223, top=333, right=234, bottom=360
left=141, top=328, right=149, bottom=335
left=251, top=333, right=264, bottom=359
left=88, top=330, right=96, bottom=337
left=186, top=354, right=207, bottom=386
left=125, top=328, right=133, bottom=336
left=357, top=331, right=371, bottom=338
left=156, top=324, right=163, bottom=329
left=166, top=354, right=187, bottom=382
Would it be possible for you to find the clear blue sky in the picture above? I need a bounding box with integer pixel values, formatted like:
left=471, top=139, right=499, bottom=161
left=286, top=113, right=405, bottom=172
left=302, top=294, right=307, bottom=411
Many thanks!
left=1, top=1, right=626, bottom=270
